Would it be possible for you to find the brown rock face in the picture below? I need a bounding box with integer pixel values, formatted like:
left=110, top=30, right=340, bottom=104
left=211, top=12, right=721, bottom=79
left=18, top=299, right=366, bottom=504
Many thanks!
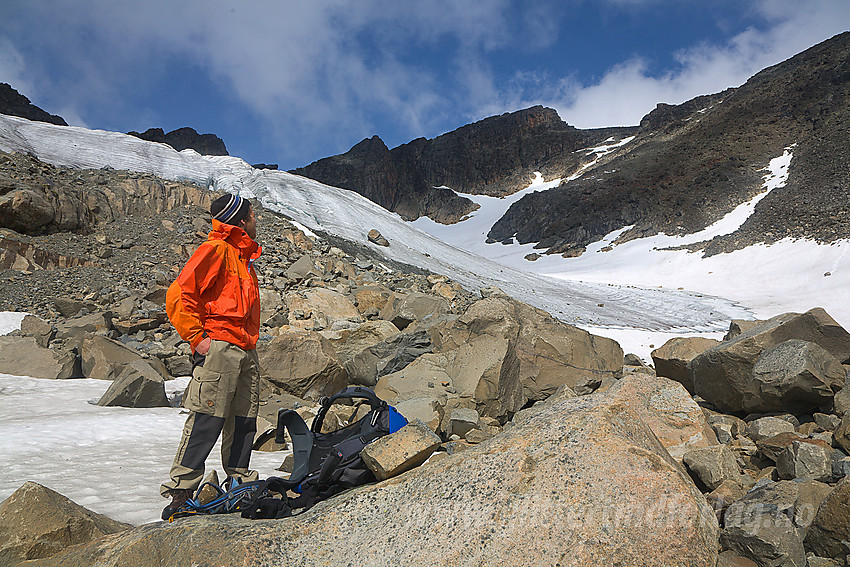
left=30, top=388, right=719, bottom=567
left=430, top=295, right=623, bottom=402
left=0, top=481, right=129, bottom=565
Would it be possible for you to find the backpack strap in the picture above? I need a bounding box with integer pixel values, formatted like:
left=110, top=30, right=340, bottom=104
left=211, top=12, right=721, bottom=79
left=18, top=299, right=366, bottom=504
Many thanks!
left=312, top=386, right=387, bottom=434
left=275, top=409, right=314, bottom=488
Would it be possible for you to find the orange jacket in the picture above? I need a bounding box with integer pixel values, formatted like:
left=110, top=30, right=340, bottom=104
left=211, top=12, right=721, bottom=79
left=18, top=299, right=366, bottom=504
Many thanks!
left=166, top=220, right=262, bottom=352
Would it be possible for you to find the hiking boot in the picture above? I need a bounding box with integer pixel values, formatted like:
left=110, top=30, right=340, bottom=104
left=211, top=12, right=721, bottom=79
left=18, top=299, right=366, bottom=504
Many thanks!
left=161, top=489, right=192, bottom=521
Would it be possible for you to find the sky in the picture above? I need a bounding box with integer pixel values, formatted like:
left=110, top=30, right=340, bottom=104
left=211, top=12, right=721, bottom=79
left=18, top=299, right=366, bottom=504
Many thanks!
left=1, top=1, right=848, bottom=170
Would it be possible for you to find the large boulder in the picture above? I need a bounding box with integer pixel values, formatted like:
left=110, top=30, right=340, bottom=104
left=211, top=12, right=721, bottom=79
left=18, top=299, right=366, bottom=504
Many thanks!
left=805, top=478, right=850, bottom=558
left=651, top=336, right=720, bottom=393
left=721, top=481, right=808, bottom=567
left=96, top=359, right=170, bottom=408
left=431, top=295, right=623, bottom=402
left=0, top=482, right=129, bottom=565
left=376, top=334, right=523, bottom=423
left=32, top=388, right=719, bottom=567
left=319, top=320, right=399, bottom=363
left=606, top=373, right=719, bottom=463
left=80, top=334, right=168, bottom=380
left=286, top=288, right=363, bottom=331
left=344, top=329, right=432, bottom=387
left=19, top=314, right=55, bottom=348
left=0, top=335, right=80, bottom=379
left=691, top=309, right=849, bottom=413
left=384, top=291, right=449, bottom=331
left=258, top=327, right=348, bottom=400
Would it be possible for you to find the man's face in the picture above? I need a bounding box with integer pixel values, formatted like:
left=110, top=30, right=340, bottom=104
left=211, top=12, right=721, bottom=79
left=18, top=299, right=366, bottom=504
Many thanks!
left=240, top=206, right=257, bottom=240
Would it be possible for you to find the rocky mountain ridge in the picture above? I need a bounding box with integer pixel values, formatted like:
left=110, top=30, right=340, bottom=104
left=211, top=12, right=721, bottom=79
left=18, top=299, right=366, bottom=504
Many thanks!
left=0, top=83, right=67, bottom=127
left=293, top=32, right=850, bottom=260
left=126, top=127, right=228, bottom=156
left=291, top=106, right=635, bottom=224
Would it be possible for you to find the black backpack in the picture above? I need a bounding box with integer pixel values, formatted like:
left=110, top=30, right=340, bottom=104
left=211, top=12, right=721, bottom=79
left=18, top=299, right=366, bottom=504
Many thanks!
left=240, top=386, right=408, bottom=519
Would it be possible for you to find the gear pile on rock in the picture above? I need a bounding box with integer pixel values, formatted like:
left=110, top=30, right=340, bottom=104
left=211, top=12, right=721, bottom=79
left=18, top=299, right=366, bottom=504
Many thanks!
left=1, top=150, right=850, bottom=567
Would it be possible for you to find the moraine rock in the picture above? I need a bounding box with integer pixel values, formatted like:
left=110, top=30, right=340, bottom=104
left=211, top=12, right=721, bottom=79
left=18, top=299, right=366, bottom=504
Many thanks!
left=721, top=481, right=808, bottom=567
left=652, top=336, right=720, bottom=394
left=0, top=335, right=80, bottom=379
left=691, top=309, right=849, bottom=414
left=0, top=481, right=129, bottom=565
left=804, top=478, right=850, bottom=559
left=605, top=373, right=719, bottom=463
left=430, top=295, right=623, bottom=403
left=360, top=419, right=441, bottom=480
left=257, top=327, right=348, bottom=400
left=28, top=387, right=720, bottom=567
left=96, top=359, right=170, bottom=408
left=80, top=334, right=168, bottom=380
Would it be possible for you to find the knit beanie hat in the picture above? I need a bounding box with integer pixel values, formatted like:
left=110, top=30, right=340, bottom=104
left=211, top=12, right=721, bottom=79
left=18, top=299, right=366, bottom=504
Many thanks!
left=210, top=194, right=251, bottom=225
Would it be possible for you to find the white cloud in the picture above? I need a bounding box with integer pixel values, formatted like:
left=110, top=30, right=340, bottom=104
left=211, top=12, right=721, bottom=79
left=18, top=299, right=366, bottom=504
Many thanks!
left=0, top=37, right=33, bottom=99
left=541, top=0, right=850, bottom=128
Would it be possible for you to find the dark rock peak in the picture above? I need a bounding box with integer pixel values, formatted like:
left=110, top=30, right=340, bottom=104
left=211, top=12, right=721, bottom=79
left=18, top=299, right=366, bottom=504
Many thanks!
left=488, top=30, right=850, bottom=256
left=291, top=105, right=611, bottom=224
left=127, top=126, right=228, bottom=156
left=0, top=83, right=68, bottom=126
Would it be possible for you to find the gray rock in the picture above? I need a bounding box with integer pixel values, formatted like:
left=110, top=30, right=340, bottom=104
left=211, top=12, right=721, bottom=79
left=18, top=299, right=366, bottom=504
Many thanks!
left=721, top=481, right=808, bottom=567
left=343, top=329, right=431, bottom=387
left=775, top=439, right=833, bottom=482
left=813, top=413, right=841, bottom=431
left=448, top=408, right=480, bottom=438
left=360, top=419, right=441, bottom=480
left=750, top=340, right=845, bottom=414
left=749, top=416, right=797, bottom=441
left=651, top=336, right=720, bottom=393
left=97, top=359, right=170, bottom=408
left=691, top=309, right=850, bottom=414
left=683, top=444, right=742, bottom=491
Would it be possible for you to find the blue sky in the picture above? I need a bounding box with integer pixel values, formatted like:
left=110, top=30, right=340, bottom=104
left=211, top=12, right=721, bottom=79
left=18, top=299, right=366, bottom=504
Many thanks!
left=1, top=1, right=847, bottom=170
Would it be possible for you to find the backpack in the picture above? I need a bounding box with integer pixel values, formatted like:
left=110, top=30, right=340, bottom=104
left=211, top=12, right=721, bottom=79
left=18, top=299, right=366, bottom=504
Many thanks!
left=168, top=386, right=406, bottom=521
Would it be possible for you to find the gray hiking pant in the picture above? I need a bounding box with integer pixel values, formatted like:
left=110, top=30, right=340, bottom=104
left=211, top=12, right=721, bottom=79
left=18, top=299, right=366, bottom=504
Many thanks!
left=161, top=340, right=260, bottom=497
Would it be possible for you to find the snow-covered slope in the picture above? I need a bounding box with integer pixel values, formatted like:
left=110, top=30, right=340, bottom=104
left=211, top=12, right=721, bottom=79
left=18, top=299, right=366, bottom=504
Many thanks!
left=0, top=114, right=751, bottom=334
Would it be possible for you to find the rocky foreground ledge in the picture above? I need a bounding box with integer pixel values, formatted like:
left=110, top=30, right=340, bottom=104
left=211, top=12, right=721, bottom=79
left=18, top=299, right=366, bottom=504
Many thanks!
left=11, top=385, right=719, bottom=567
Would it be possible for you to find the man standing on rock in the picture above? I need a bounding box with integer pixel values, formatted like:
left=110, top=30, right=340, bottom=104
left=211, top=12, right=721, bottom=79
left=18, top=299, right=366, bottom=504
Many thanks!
left=160, top=193, right=262, bottom=521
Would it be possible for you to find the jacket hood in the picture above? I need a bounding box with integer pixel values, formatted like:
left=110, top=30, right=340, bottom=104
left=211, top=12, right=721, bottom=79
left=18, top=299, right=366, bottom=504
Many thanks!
left=210, top=219, right=261, bottom=259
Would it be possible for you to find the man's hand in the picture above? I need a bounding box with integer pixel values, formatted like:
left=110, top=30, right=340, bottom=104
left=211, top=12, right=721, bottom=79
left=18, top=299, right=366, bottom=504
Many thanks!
left=195, top=336, right=212, bottom=355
